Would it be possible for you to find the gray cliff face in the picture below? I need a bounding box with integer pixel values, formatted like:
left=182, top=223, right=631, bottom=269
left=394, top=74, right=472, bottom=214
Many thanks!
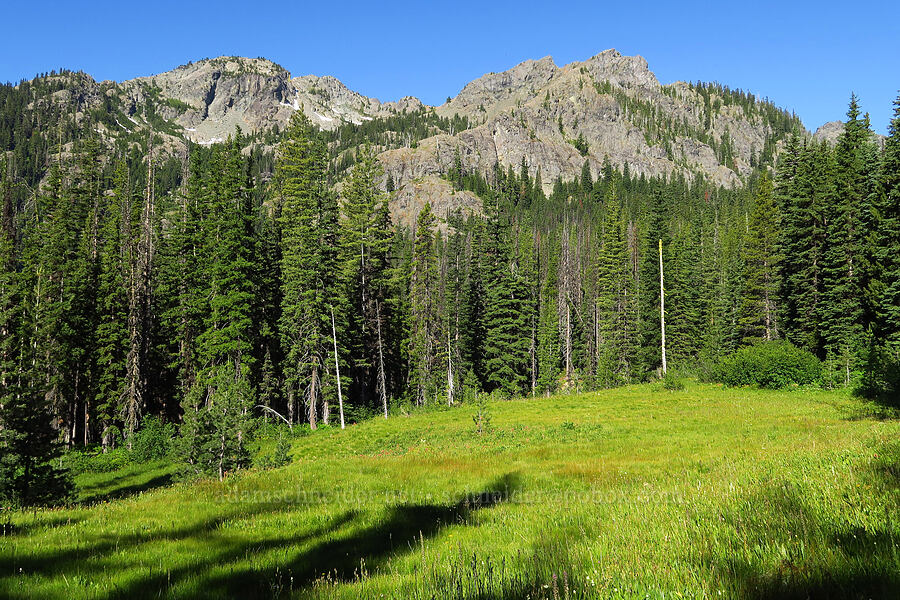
left=813, top=120, right=885, bottom=149
left=118, top=57, right=427, bottom=143
left=381, top=49, right=783, bottom=204
left=813, top=121, right=846, bottom=145
left=27, top=51, right=806, bottom=227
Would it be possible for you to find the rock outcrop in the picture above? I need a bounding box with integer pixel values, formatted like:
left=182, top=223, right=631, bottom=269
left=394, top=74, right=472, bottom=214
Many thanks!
left=22, top=51, right=810, bottom=225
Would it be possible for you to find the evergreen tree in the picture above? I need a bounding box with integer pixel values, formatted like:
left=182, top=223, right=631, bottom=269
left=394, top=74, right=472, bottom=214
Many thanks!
left=862, top=95, right=900, bottom=399
left=94, top=161, right=131, bottom=448
left=536, top=238, right=561, bottom=395
left=778, top=137, right=827, bottom=355
left=339, top=146, right=394, bottom=412
left=408, top=204, right=440, bottom=403
left=740, top=172, right=781, bottom=342
left=276, top=113, right=338, bottom=427
left=821, top=96, right=871, bottom=384
left=595, top=195, right=632, bottom=385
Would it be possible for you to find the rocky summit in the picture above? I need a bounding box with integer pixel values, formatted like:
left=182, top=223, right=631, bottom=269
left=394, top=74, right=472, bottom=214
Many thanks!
left=13, top=51, right=805, bottom=226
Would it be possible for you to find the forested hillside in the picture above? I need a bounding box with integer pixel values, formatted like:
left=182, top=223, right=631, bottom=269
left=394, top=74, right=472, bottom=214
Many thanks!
left=0, top=55, right=898, bottom=506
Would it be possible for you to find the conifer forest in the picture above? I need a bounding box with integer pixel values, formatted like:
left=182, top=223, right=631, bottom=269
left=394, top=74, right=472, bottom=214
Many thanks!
left=1, top=48, right=900, bottom=598
left=1, top=66, right=900, bottom=502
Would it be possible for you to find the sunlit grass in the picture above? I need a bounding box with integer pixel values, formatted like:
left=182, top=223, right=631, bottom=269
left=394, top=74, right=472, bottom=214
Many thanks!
left=1, top=381, right=898, bottom=598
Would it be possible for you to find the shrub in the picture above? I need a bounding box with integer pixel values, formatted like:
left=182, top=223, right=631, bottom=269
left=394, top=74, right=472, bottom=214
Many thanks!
left=255, top=433, right=293, bottom=470
left=62, top=447, right=130, bottom=475
left=131, top=417, right=176, bottom=462
left=662, top=372, right=685, bottom=391
left=858, top=341, right=900, bottom=405
left=713, top=340, right=821, bottom=389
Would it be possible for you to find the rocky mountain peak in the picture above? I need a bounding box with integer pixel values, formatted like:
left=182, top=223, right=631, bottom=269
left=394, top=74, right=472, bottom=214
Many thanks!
left=574, top=49, right=659, bottom=89
left=442, top=56, right=559, bottom=119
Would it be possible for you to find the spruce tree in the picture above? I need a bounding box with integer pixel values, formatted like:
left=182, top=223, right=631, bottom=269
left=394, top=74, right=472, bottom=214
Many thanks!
left=339, top=145, right=394, bottom=411
left=595, top=195, right=631, bottom=385
left=862, top=95, right=900, bottom=399
left=821, top=96, right=871, bottom=384
left=95, top=161, right=130, bottom=448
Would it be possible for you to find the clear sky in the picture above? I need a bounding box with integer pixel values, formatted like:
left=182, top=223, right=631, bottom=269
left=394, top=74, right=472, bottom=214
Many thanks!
left=2, top=0, right=898, bottom=133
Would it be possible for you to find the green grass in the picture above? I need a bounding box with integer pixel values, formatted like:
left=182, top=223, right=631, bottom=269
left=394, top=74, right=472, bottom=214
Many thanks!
left=2, top=382, right=899, bottom=599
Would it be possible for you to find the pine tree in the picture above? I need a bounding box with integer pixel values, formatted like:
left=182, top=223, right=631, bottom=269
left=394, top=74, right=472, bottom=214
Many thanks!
left=339, top=145, right=394, bottom=413
left=0, top=158, right=18, bottom=403
left=536, top=238, right=561, bottom=395
left=778, top=137, right=827, bottom=356
left=637, top=189, right=670, bottom=376
left=0, top=159, right=73, bottom=505
left=595, top=194, right=631, bottom=385
left=821, top=96, right=871, bottom=385
left=482, top=193, right=532, bottom=397
left=873, top=96, right=900, bottom=343
left=862, top=95, right=900, bottom=399
left=179, top=134, right=256, bottom=479
left=0, top=376, right=74, bottom=506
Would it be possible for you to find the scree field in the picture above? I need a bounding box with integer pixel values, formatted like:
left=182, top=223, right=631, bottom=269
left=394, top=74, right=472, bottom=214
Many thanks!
left=2, top=382, right=899, bottom=599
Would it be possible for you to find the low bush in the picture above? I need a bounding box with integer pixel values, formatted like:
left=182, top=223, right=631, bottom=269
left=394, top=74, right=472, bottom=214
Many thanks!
left=662, top=372, right=685, bottom=391
left=713, top=340, right=821, bottom=389
left=63, top=448, right=131, bottom=475
left=130, top=417, right=176, bottom=462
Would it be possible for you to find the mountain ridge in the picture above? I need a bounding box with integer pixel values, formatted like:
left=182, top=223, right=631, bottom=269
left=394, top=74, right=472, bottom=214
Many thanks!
left=4, top=50, right=808, bottom=226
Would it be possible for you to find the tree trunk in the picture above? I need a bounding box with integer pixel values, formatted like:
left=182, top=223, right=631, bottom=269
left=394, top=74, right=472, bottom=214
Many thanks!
left=659, top=239, right=667, bottom=375
left=331, top=307, right=345, bottom=429
left=309, top=362, right=318, bottom=431
left=376, top=301, right=388, bottom=419
left=446, top=330, right=454, bottom=406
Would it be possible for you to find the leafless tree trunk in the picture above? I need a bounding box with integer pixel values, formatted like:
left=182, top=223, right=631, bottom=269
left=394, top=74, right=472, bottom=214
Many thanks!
left=331, top=307, right=345, bottom=429
left=309, top=362, right=318, bottom=431
left=446, top=330, right=454, bottom=406
left=659, top=239, right=667, bottom=375
left=376, top=301, right=388, bottom=418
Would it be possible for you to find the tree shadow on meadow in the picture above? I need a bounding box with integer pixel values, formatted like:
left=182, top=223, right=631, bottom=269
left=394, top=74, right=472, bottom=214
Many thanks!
left=77, top=472, right=175, bottom=505
left=704, top=469, right=900, bottom=599
left=0, top=472, right=524, bottom=599
left=144, top=472, right=524, bottom=599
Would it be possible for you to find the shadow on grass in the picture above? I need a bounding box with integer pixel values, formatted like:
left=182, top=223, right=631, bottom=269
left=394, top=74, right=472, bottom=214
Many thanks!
left=0, top=514, right=84, bottom=538
left=0, top=473, right=524, bottom=599
left=707, top=472, right=900, bottom=599
left=115, top=472, right=524, bottom=598
left=78, top=473, right=175, bottom=505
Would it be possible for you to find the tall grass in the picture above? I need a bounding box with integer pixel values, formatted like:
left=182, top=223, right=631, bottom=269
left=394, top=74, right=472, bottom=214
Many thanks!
left=1, top=382, right=898, bottom=598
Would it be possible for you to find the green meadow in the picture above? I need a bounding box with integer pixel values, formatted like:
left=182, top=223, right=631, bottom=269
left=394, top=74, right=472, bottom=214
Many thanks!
left=2, top=382, right=898, bottom=599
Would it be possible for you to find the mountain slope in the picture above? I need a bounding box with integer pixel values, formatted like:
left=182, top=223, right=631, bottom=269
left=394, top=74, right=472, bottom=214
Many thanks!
left=1, top=51, right=804, bottom=226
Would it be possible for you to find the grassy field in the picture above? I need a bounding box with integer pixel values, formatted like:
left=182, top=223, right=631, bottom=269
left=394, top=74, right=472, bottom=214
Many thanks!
left=1, top=382, right=899, bottom=599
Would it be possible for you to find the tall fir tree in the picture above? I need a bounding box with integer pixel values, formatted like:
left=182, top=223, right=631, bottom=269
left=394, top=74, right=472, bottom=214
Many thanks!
left=740, top=172, right=781, bottom=343
left=276, top=113, right=338, bottom=427
left=821, top=96, right=871, bottom=385
left=408, top=204, right=441, bottom=404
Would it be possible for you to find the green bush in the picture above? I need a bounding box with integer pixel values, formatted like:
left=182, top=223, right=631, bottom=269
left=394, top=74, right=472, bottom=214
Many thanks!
left=62, top=447, right=131, bottom=475
left=858, top=341, right=900, bottom=405
left=255, top=433, right=293, bottom=470
left=713, top=340, right=821, bottom=389
left=131, top=417, right=176, bottom=462
left=662, top=372, right=685, bottom=391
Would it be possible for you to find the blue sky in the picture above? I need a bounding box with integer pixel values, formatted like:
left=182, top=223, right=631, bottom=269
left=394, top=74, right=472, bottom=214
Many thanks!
left=2, top=1, right=898, bottom=133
